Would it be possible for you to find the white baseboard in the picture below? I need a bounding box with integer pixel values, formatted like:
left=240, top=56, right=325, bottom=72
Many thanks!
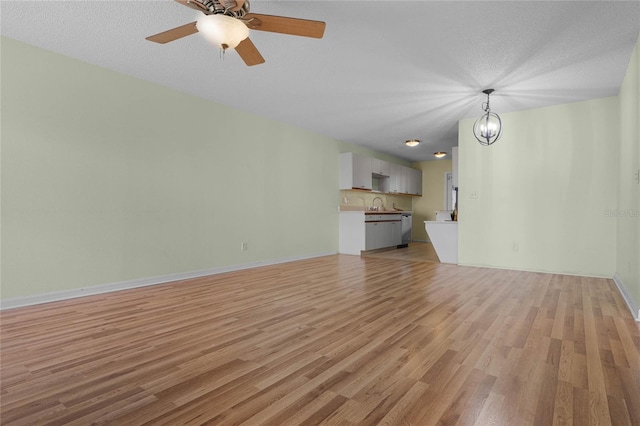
left=613, top=273, right=640, bottom=322
left=0, top=252, right=336, bottom=311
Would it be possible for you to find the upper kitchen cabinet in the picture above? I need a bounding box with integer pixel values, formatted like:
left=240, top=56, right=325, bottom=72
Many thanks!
left=340, top=152, right=422, bottom=196
left=371, top=158, right=390, bottom=177
left=340, top=152, right=372, bottom=190
left=407, top=167, right=422, bottom=196
left=388, top=163, right=407, bottom=194
left=389, top=164, right=422, bottom=195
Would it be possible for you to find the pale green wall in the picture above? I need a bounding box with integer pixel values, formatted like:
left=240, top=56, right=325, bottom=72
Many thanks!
left=411, top=159, right=452, bottom=241
left=336, top=142, right=411, bottom=167
left=617, top=35, right=640, bottom=313
left=458, top=97, right=619, bottom=278
left=1, top=37, right=371, bottom=300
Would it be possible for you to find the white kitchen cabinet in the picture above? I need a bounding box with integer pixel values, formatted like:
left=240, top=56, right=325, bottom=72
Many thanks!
left=340, top=153, right=372, bottom=190
left=366, top=219, right=402, bottom=249
left=406, top=167, right=422, bottom=195
left=366, top=214, right=402, bottom=250
left=371, top=158, right=390, bottom=176
left=340, top=152, right=421, bottom=196
left=389, top=165, right=421, bottom=195
left=389, top=163, right=407, bottom=194
left=387, top=220, right=402, bottom=246
left=340, top=212, right=402, bottom=254
left=365, top=222, right=382, bottom=250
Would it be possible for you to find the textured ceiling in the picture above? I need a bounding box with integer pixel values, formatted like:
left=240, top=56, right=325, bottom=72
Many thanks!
left=2, top=1, right=640, bottom=161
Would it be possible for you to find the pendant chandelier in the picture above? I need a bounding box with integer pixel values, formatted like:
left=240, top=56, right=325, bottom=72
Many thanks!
left=473, top=89, right=502, bottom=146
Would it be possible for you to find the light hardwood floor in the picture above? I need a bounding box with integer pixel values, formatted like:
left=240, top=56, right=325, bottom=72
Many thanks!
left=361, top=242, right=440, bottom=263
left=1, top=251, right=639, bottom=425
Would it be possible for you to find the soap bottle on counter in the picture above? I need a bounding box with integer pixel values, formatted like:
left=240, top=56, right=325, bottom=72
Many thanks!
left=451, top=187, right=458, bottom=221
left=452, top=199, right=458, bottom=221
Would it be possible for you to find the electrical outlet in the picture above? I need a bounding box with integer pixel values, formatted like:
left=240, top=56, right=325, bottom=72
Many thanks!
left=469, top=191, right=479, bottom=199
left=240, top=242, right=248, bottom=251
left=634, top=169, right=639, bottom=184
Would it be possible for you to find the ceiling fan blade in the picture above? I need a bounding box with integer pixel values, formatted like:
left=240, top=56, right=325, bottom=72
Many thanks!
left=242, top=13, right=325, bottom=39
left=146, top=22, right=198, bottom=44
left=235, top=37, right=265, bottom=66
left=175, top=0, right=209, bottom=14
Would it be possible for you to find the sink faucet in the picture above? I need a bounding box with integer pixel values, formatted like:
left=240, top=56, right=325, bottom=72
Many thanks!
left=371, top=196, right=383, bottom=211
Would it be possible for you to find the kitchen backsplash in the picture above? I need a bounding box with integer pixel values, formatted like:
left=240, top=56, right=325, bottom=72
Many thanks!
left=339, top=190, right=413, bottom=211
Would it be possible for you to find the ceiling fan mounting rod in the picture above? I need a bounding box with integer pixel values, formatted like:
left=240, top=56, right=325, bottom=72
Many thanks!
left=206, top=0, right=250, bottom=17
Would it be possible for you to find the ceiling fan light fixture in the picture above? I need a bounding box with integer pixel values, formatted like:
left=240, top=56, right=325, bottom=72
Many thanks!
left=473, top=89, right=502, bottom=146
left=405, top=139, right=420, bottom=147
left=434, top=152, right=447, bottom=158
left=196, top=14, right=249, bottom=50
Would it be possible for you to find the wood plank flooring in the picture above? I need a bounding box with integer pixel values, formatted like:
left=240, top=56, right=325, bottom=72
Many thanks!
left=361, top=242, right=440, bottom=263
left=1, top=253, right=639, bottom=425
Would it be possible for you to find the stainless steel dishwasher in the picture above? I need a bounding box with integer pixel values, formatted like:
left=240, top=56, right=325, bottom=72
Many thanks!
left=399, top=212, right=412, bottom=248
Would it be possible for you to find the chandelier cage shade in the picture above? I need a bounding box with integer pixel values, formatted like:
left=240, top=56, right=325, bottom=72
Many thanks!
left=196, top=14, right=249, bottom=50
left=473, top=89, right=503, bottom=146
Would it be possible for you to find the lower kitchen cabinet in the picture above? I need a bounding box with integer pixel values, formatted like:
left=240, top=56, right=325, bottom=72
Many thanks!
left=339, top=212, right=402, bottom=255
left=365, top=221, right=402, bottom=250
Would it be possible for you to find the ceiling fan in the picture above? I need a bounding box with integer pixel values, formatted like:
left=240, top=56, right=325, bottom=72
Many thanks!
left=146, top=0, right=326, bottom=66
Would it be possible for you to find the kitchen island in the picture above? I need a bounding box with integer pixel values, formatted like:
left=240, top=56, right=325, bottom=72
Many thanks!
left=424, top=221, right=458, bottom=264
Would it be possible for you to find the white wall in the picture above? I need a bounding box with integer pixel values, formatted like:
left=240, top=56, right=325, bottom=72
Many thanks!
left=458, top=97, right=619, bottom=278
left=1, top=38, right=351, bottom=301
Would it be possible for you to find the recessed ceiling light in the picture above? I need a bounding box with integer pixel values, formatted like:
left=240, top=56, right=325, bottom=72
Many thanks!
left=405, top=139, right=420, bottom=147
left=434, top=152, right=447, bottom=158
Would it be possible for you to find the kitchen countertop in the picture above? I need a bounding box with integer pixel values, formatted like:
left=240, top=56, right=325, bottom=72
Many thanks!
left=339, top=210, right=413, bottom=215
left=365, top=211, right=409, bottom=215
